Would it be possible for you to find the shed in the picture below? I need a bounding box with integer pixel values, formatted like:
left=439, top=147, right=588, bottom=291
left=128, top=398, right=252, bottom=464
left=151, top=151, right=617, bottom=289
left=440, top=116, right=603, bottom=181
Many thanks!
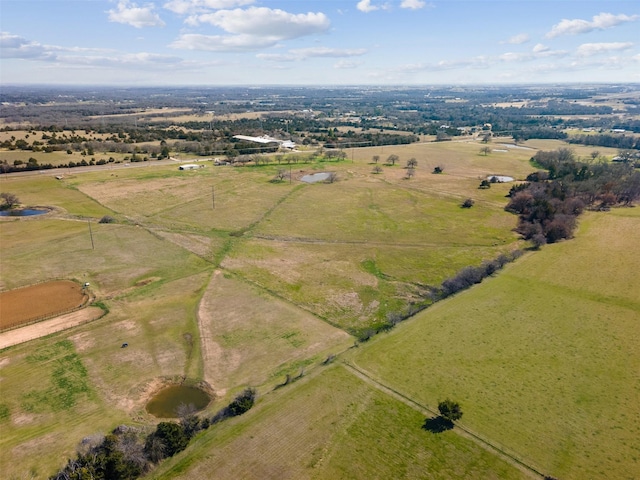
left=179, top=164, right=203, bottom=170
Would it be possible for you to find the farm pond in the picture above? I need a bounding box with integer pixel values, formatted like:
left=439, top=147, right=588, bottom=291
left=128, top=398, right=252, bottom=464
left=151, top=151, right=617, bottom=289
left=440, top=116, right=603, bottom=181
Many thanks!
left=0, top=208, right=48, bottom=217
left=146, top=385, right=212, bottom=418
left=300, top=172, right=331, bottom=183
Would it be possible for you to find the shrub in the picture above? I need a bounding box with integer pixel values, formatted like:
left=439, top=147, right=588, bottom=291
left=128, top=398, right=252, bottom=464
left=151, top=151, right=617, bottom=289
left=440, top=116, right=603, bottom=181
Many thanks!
left=461, top=198, right=474, bottom=208
left=145, top=422, right=188, bottom=460
left=99, top=215, right=116, bottom=224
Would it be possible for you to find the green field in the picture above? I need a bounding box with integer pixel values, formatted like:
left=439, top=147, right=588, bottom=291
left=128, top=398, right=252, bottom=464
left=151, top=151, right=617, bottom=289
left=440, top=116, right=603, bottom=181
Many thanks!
left=151, top=366, right=528, bottom=480
left=350, top=208, right=640, bottom=479
left=1, top=138, right=638, bottom=479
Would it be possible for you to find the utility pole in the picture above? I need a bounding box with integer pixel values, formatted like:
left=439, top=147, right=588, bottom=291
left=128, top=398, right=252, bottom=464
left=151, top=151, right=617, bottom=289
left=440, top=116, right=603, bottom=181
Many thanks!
left=212, top=186, right=215, bottom=209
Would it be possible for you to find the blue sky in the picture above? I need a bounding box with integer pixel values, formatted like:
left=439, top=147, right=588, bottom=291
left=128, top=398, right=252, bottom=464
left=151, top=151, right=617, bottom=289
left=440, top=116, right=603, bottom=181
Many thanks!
left=1, top=0, right=638, bottom=85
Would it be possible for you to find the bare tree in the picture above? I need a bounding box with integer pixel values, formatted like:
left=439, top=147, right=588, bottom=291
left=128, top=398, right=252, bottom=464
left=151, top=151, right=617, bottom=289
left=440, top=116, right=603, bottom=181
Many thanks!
left=386, top=154, right=399, bottom=166
left=273, top=169, right=289, bottom=182
left=406, top=167, right=415, bottom=179
left=407, top=158, right=417, bottom=168
left=480, top=146, right=491, bottom=156
left=0, top=192, right=20, bottom=209
left=372, top=165, right=382, bottom=174
left=372, top=155, right=380, bottom=164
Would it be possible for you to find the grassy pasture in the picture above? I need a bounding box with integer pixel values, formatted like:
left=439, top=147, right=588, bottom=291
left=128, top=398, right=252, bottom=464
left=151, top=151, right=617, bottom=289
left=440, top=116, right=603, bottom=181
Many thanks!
left=0, top=219, right=211, bottom=295
left=76, top=164, right=299, bottom=233
left=0, top=338, right=128, bottom=480
left=0, top=175, right=113, bottom=217
left=350, top=209, right=640, bottom=479
left=197, top=271, right=352, bottom=394
left=151, top=365, right=527, bottom=480
left=3, top=136, right=635, bottom=479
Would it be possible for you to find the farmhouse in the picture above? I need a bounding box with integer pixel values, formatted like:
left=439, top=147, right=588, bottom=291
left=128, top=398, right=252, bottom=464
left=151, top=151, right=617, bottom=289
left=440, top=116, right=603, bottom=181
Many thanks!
left=179, top=164, right=204, bottom=170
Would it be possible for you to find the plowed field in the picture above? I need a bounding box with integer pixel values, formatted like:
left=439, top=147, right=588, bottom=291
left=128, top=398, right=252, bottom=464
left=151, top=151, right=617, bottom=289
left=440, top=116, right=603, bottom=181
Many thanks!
left=0, top=280, right=87, bottom=330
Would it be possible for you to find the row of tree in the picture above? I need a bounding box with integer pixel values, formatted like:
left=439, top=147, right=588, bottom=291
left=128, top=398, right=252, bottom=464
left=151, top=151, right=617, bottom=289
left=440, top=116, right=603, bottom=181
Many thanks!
left=354, top=250, right=524, bottom=342
left=50, top=388, right=256, bottom=480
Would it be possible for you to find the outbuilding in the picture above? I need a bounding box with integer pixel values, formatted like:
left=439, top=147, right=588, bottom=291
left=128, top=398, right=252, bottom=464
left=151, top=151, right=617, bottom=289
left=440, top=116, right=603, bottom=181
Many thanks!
left=179, top=164, right=203, bottom=170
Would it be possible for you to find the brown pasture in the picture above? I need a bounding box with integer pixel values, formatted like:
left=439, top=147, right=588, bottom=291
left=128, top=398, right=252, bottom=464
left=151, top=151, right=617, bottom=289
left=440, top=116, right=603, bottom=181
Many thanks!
left=0, top=280, right=88, bottom=330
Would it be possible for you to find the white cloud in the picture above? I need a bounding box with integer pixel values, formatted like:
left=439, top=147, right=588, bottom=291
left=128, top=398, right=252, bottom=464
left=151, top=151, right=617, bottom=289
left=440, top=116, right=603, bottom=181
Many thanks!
left=0, top=32, right=116, bottom=61
left=257, top=47, right=367, bottom=62
left=400, top=0, right=426, bottom=10
left=108, top=0, right=165, bottom=28
left=0, top=31, right=186, bottom=71
left=503, top=33, right=530, bottom=45
left=500, top=52, right=531, bottom=63
left=576, top=42, right=634, bottom=57
left=546, top=12, right=639, bottom=38
left=174, top=7, right=330, bottom=52
left=171, top=33, right=278, bottom=51
left=163, top=0, right=253, bottom=15
left=290, top=47, right=367, bottom=58
left=334, top=60, right=362, bottom=69
left=532, top=43, right=549, bottom=53
left=58, top=52, right=183, bottom=68
left=0, top=32, right=51, bottom=59
left=357, top=0, right=379, bottom=13
left=187, top=7, right=329, bottom=38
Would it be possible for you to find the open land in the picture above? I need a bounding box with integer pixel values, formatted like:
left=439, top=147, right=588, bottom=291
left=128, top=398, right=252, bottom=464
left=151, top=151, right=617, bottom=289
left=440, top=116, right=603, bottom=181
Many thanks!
left=1, top=86, right=639, bottom=480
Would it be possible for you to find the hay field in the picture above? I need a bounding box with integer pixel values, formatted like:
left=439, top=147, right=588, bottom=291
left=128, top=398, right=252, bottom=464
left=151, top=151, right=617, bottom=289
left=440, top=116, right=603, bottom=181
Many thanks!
left=151, top=365, right=528, bottom=480
left=350, top=208, right=640, bottom=480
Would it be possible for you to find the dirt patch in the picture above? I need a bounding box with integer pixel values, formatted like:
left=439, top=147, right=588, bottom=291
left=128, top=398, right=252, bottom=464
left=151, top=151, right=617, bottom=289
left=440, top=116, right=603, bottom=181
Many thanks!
left=0, top=307, right=104, bottom=350
left=0, top=280, right=88, bottom=330
left=134, top=277, right=160, bottom=287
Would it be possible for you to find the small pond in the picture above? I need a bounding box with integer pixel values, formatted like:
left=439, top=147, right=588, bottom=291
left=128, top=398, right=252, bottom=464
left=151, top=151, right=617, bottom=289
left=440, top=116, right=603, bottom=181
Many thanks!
left=487, top=175, right=514, bottom=183
left=301, top=172, right=331, bottom=183
left=0, top=208, right=48, bottom=217
left=146, top=385, right=211, bottom=418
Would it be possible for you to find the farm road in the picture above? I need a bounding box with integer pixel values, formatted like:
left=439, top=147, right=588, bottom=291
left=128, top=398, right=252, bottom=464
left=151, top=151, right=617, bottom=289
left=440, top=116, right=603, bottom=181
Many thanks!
left=0, top=307, right=104, bottom=350
left=342, top=361, right=546, bottom=479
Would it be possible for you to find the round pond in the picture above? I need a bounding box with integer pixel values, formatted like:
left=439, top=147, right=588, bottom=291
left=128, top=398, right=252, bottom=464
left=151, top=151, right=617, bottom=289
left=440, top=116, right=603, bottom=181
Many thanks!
left=146, top=385, right=212, bottom=418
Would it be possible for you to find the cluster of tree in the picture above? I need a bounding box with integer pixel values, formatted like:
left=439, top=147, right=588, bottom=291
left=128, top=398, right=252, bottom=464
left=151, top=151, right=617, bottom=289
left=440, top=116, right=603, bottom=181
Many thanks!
left=50, top=388, right=256, bottom=480
left=507, top=148, right=640, bottom=246
left=0, top=158, right=55, bottom=173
